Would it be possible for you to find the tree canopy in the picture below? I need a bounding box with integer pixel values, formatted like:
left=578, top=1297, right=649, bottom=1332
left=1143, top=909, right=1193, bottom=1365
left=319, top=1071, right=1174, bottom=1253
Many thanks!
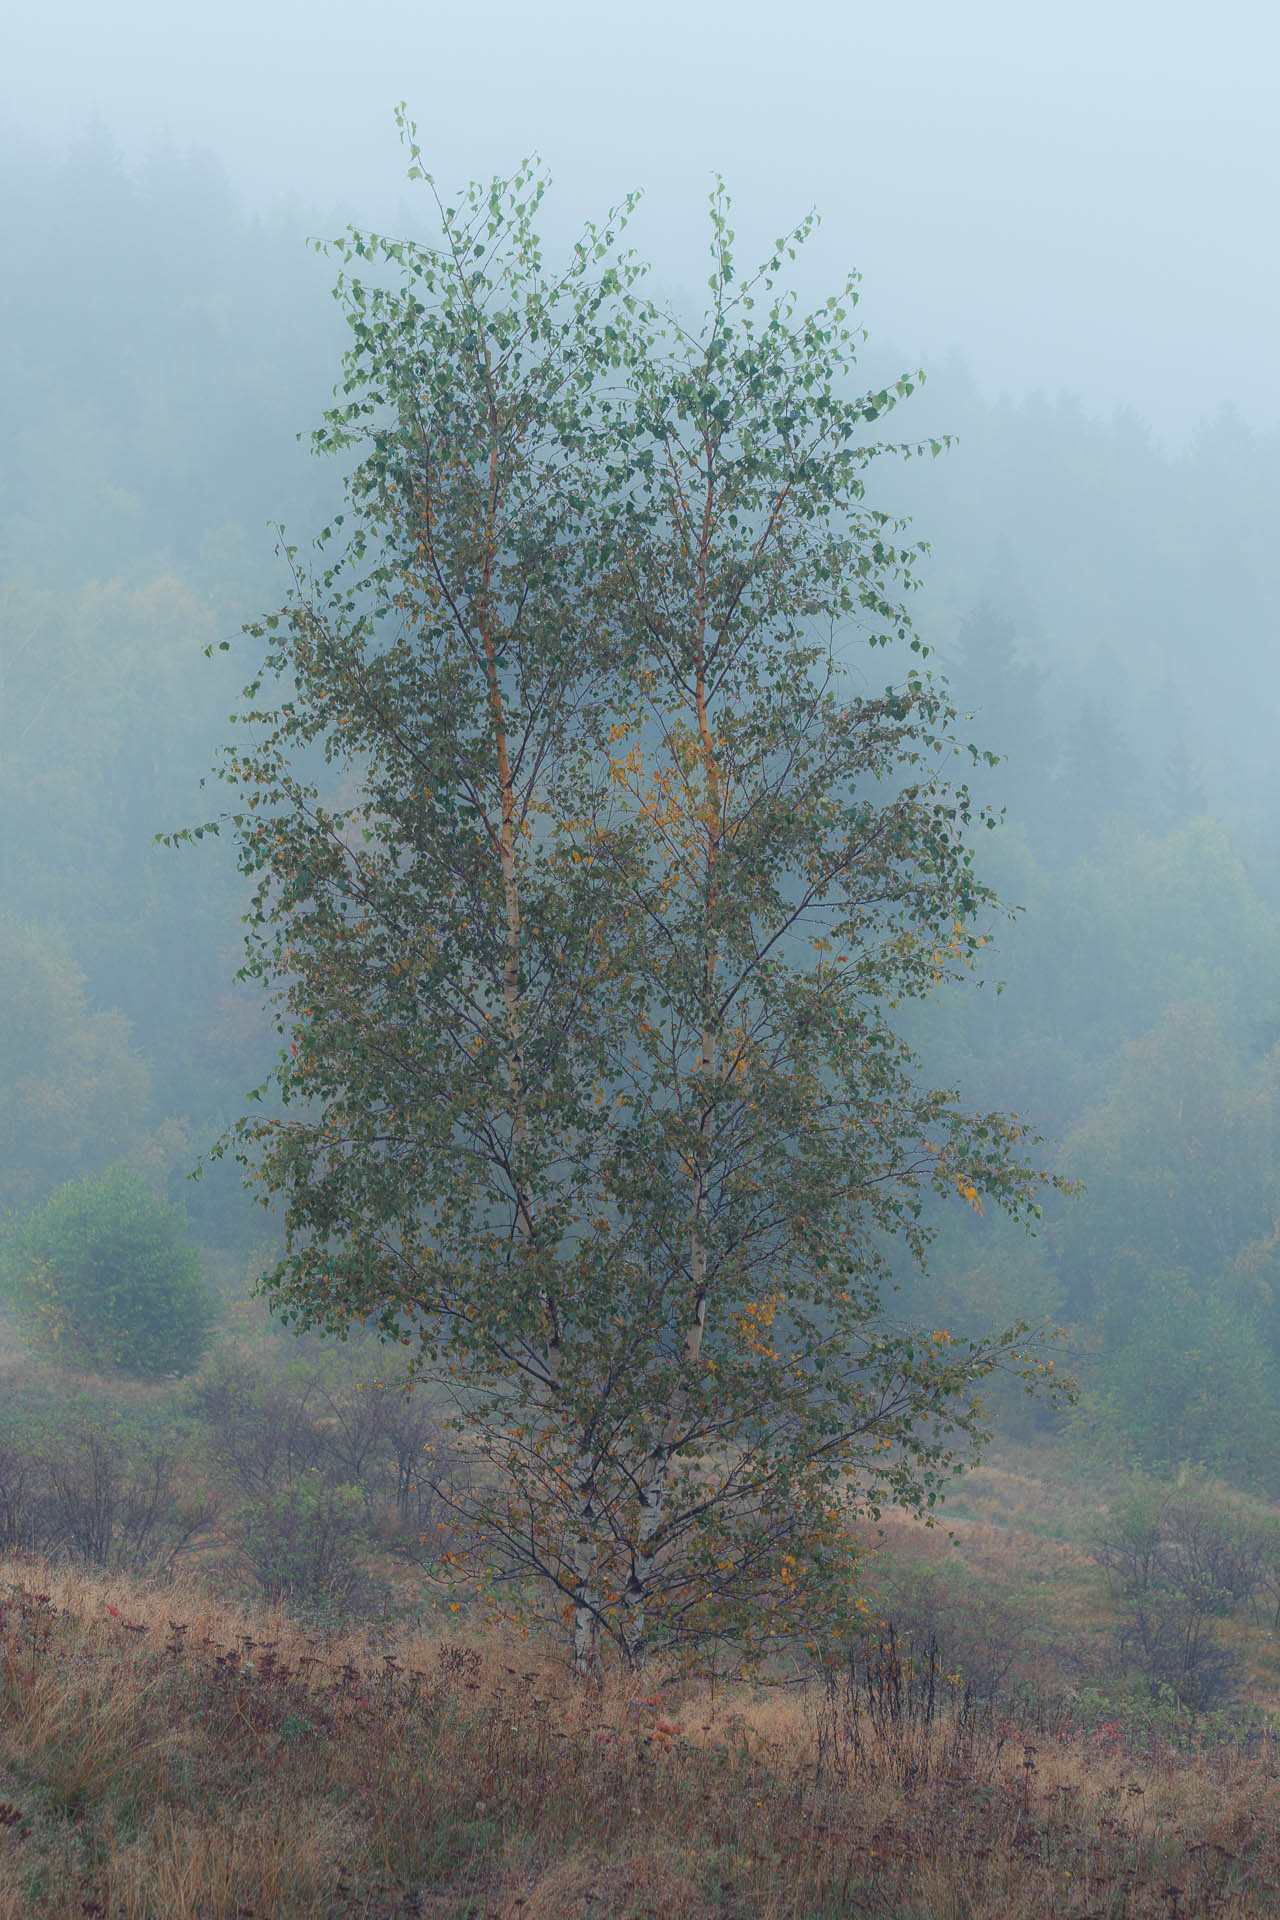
left=191, top=135, right=1071, bottom=1673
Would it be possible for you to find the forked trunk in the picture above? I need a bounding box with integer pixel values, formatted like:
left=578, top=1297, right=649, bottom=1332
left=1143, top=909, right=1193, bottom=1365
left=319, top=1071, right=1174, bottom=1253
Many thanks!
left=620, top=1050, right=712, bottom=1670
left=622, top=549, right=720, bottom=1668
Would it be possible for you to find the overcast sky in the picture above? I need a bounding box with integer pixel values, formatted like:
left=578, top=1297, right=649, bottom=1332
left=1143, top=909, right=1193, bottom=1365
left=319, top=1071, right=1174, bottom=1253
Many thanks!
left=6, top=0, right=1278, bottom=441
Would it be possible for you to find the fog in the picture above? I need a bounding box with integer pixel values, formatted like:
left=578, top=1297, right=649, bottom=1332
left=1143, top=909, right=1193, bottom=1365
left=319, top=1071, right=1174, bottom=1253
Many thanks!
left=5, top=0, right=1279, bottom=437
left=5, top=0, right=1280, bottom=1491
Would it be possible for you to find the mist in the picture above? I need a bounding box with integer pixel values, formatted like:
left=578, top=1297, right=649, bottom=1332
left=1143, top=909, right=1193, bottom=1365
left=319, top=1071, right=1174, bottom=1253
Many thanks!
left=5, top=0, right=1280, bottom=1799
left=6, top=0, right=1279, bottom=437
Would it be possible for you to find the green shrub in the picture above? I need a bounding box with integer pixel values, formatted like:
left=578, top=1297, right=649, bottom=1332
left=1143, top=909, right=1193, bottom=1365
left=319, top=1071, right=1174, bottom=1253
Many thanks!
left=4, top=1164, right=214, bottom=1376
left=868, top=1555, right=1026, bottom=1703
left=1090, top=1476, right=1249, bottom=1712
left=1080, top=1267, right=1280, bottom=1489
left=235, top=1473, right=373, bottom=1611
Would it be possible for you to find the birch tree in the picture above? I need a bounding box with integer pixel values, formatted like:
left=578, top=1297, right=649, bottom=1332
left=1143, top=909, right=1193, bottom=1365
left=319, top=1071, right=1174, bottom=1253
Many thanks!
left=190, top=130, right=1068, bottom=1679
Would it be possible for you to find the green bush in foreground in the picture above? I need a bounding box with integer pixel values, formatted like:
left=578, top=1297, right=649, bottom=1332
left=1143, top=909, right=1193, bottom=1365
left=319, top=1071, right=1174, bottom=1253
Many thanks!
left=4, top=1163, right=214, bottom=1376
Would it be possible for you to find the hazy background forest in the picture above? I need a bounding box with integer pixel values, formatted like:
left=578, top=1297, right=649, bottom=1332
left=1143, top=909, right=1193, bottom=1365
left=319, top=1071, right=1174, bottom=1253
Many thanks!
left=8, top=13, right=1280, bottom=1914
left=4, top=2, right=1280, bottom=1490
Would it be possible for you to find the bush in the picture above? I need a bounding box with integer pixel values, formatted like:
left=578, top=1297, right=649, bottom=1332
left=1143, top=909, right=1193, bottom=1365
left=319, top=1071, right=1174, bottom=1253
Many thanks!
left=42, top=1419, right=215, bottom=1570
left=1082, top=1267, right=1280, bottom=1489
left=183, top=1342, right=329, bottom=1494
left=1090, top=1476, right=1249, bottom=1711
left=235, top=1474, right=374, bottom=1612
left=866, top=1556, right=1025, bottom=1705
left=186, top=1338, right=460, bottom=1544
left=4, top=1163, right=214, bottom=1376
left=0, top=1405, right=215, bottom=1571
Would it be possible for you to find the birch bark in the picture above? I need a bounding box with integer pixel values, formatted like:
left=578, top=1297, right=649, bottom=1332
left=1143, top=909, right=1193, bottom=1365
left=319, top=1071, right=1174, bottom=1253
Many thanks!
left=620, top=456, right=721, bottom=1670
left=476, top=335, right=612, bottom=1677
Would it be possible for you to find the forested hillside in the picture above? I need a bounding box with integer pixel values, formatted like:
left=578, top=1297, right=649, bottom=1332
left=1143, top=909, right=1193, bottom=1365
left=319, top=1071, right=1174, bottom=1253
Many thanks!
left=5, top=131, right=1280, bottom=1489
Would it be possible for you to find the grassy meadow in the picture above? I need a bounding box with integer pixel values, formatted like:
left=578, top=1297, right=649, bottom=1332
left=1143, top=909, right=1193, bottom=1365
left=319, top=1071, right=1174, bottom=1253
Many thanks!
left=0, top=1318, right=1278, bottom=1916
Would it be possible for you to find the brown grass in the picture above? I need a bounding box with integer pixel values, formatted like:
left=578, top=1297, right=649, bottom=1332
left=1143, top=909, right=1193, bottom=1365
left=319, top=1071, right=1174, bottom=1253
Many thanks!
left=0, top=1554, right=1271, bottom=1917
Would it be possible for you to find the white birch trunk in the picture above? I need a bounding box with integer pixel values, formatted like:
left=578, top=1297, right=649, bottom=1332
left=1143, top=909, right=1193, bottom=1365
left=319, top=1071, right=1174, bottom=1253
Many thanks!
left=622, top=514, right=721, bottom=1667
left=571, top=1455, right=604, bottom=1682
left=620, top=1037, right=713, bottom=1669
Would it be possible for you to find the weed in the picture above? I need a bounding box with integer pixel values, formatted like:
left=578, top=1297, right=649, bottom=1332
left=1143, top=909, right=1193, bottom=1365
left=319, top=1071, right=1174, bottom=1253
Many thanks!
left=0, top=1554, right=1270, bottom=1915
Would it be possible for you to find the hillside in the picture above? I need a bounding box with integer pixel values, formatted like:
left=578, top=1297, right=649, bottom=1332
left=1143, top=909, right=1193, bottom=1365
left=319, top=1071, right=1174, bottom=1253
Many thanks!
left=0, top=1326, right=1276, bottom=1917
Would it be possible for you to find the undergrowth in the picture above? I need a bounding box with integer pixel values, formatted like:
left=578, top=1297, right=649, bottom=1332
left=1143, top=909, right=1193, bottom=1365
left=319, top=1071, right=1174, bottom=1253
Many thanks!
left=0, top=1330, right=1278, bottom=1914
left=0, top=1556, right=1275, bottom=1917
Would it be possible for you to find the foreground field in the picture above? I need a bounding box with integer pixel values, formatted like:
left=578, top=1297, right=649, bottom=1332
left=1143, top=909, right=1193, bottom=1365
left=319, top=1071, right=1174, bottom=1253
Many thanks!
left=0, top=1552, right=1276, bottom=1919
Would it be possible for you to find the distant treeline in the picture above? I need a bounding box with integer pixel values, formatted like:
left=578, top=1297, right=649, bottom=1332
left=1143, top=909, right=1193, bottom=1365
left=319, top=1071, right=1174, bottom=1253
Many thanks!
left=4, top=132, right=1280, bottom=1485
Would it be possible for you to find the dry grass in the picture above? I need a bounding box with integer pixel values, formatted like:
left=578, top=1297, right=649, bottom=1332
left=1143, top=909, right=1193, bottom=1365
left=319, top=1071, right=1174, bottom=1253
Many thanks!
left=0, top=1555, right=1272, bottom=1917
left=938, top=1439, right=1128, bottom=1541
